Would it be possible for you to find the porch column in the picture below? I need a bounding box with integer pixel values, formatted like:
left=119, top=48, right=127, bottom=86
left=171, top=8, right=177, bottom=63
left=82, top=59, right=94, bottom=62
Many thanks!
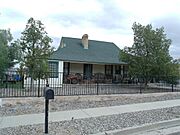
left=121, top=65, right=123, bottom=76
left=59, top=61, right=63, bottom=84
left=113, top=65, right=115, bottom=75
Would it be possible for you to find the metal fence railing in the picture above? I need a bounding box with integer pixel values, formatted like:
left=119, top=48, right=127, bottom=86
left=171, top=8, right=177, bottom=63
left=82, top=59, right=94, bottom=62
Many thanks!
left=0, top=71, right=180, bottom=98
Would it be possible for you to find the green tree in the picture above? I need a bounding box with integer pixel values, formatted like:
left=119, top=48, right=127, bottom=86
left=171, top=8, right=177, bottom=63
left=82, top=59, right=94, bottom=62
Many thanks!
left=166, top=59, right=180, bottom=85
left=121, top=22, right=173, bottom=85
left=19, top=17, right=53, bottom=84
left=0, top=29, right=13, bottom=75
left=8, top=39, right=23, bottom=67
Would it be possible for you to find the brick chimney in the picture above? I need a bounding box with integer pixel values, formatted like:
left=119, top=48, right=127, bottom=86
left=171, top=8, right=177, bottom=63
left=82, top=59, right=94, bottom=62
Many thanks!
left=82, top=34, right=88, bottom=49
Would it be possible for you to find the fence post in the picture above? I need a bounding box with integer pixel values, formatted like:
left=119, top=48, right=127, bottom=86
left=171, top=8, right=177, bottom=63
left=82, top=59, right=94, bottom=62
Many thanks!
left=5, top=74, right=8, bottom=88
left=37, top=71, right=41, bottom=97
left=21, top=76, right=24, bottom=89
left=38, top=77, right=40, bottom=97
left=139, top=83, right=142, bottom=94
left=97, top=82, right=99, bottom=95
left=171, top=76, right=174, bottom=92
left=172, top=84, right=174, bottom=92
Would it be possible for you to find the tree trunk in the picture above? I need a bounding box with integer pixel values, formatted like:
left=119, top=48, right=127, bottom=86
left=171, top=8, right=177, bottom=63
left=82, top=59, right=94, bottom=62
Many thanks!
left=144, top=78, right=148, bottom=91
left=30, top=76, right=34, bottom=91
left=21, top=75, right=24, bottom=89
left=46, top=78, right=49, bottom=87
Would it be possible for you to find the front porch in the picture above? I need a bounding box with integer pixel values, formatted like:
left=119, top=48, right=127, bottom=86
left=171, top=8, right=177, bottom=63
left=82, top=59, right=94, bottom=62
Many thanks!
left=63, top=62, right=129, bottom=84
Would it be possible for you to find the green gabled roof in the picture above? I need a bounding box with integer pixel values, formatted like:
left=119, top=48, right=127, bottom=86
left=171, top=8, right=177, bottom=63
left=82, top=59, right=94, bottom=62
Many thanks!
left=50, top=37, right=126, bottom=64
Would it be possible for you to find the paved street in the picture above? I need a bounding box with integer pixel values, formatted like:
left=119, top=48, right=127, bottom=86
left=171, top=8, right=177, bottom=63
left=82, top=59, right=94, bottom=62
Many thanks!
left=131, top=124, right=180, bottom=135
left=93, top=118, right=180, bottom=135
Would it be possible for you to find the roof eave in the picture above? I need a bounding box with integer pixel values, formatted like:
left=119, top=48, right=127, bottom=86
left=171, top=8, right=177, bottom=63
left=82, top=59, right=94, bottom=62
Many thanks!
left=49, top=58, right=127, bottom=65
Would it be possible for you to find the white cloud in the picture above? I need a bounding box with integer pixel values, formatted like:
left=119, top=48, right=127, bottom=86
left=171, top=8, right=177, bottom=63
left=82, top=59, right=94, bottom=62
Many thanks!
left=0, top=0, right=180, bottom=58
left=0, top=0, right=102, bottom=18
left=115, top=0, right=180, bottom=26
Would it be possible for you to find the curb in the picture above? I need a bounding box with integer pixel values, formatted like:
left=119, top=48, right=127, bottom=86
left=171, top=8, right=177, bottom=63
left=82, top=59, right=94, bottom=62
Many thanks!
left=92, top=118, right=180, bottom=135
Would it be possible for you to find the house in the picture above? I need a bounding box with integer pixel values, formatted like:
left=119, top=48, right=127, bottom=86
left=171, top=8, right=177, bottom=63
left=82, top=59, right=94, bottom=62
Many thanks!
left=48, top=34, right=128, bottom=84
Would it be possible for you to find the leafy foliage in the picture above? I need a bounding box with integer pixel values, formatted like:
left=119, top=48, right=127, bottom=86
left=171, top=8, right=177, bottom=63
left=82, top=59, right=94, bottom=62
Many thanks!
left=9, top=39, right=23, bottom=63
left=0, top=29, right=13, bottom=75
left=166, top=59, right=180, bottom=84
left=121, top=22, right=174, bottom=84
left=19, top=17, right=53, bottom=80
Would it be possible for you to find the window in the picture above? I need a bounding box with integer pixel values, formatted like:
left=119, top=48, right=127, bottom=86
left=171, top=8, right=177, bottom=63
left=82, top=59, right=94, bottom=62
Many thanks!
left=105, top=65, right=113, bottom=75
left=123, top=65, right=128, bottom=77
left=63, top=62, right=70, bottom=75
left=115, top=65, right=121, bottom=74
left=83, top=64, right=93, bottom=79
left=48, top=61, right=58, bottom=78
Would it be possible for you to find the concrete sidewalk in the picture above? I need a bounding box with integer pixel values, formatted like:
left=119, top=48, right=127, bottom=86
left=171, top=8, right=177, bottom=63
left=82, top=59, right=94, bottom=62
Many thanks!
left=1, top=99, right=180, bottom=129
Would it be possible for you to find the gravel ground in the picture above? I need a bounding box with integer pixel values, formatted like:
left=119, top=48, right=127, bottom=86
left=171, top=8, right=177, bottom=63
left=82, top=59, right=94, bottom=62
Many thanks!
left=1, top=106, right=180, bottom=135
left=1, top=93, right=180, bottom=134
left=1, top=92, right=180, bottom=116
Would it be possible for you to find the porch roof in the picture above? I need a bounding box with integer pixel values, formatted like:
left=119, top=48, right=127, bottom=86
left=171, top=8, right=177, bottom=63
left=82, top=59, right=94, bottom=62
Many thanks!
left=50, top=37, right=126, bottom=65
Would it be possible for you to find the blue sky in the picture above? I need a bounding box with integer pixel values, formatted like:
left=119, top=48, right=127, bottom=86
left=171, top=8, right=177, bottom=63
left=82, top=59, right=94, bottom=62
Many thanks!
left=0, top=0, right=180, bottom=59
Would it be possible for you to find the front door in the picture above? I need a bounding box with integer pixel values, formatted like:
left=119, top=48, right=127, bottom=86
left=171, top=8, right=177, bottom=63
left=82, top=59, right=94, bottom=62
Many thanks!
left=83, top=64, right=93, bottom=80
left=105, top=65, right=113, bottom=79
